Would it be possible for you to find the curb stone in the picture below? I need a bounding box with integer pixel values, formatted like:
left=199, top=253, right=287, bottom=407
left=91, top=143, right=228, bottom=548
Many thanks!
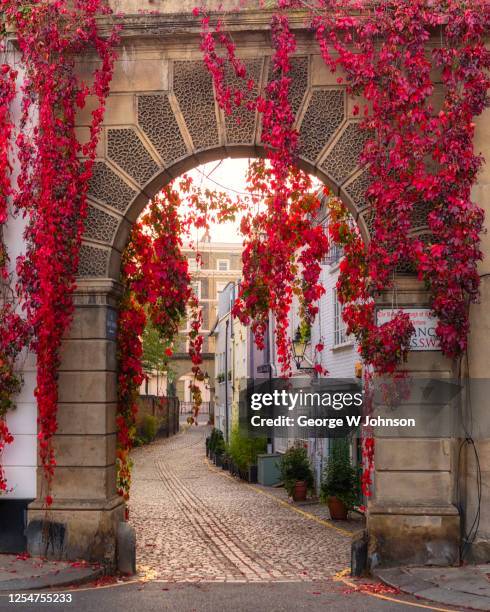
left=375, top=567, right=490, bottom=611
left=0, top=565, right=105, bottom=592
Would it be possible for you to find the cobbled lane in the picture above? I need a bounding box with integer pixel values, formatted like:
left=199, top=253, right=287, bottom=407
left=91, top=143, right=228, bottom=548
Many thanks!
left=129, top=422, right=352, bottom=583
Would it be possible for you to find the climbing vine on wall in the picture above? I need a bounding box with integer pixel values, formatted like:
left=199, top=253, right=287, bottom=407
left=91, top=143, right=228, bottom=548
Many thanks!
left=118, top=187, right=191, bottom=501
left=0, top=49, right=23, bottom=493
left=327, top=198, right=415, bottom=374
left=198, top=0, right=490, bottom=373
left=197, top=0, right=490, bottom=499
left=117, top=179, right=246, bottom=500
left=232, top=161, right=329, bottom=376
left=0, top=0, right=119, bottom=503
left=0, top=0, right=488, bottom=508
left=312, top=0, right=489, bottom=360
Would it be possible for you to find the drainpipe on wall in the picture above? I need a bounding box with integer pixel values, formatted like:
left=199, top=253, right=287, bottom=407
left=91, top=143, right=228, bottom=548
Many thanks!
left=267, top=315, right=277, bottom=454
left=230, top=286, right=235, bottom=436
left=225, top=318, right=230, bottom=442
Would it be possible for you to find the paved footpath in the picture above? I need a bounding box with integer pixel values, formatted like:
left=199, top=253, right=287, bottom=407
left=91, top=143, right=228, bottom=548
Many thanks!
left=129, top=422, right=353, bottom=583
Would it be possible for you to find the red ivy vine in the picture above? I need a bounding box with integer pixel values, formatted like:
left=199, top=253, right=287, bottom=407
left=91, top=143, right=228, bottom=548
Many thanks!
left=0, top=0, right=119, bottom=504
left=117, top=178, right=245, bottom=500
left=198, top=0, right=489, bottom=376
left=118, top=187, right=191, bottom=501
left=197, top=0, right=489, bottom=501
left=0, top=51, right=22, bottom=493
left=312, top=0, right=489, bottom=361
left=232, top=161, right=329, bottom=376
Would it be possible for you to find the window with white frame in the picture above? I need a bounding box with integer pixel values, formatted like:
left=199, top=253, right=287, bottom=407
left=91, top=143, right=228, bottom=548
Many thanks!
left=322, top=223, right=344, bottom=265
left=217, top=259, right=230, bottom=271
left=216, top=281, right=227, bottom=298
left=188, top=257, right=200, bottom=272
left=180, top=306, right=192, bottom=332
left=333, top=288, right=347, bottom=345
left=190, top=280, right=201, bottom=299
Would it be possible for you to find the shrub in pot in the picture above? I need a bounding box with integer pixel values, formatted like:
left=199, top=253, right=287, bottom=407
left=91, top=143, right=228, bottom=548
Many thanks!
left=207, top=429, right=215, bottom=455
left=230, top=459, right=239, bottom=477
left=320, top=439, right=358, bottom=520
left=279, top=443, right=314, bottom=501
left=207, top=428, right=225, bottom=463
left=228, top=425, right=266, bottom=481
left=214, top=436, right=225, bottom=467
left=138, top=414, right=159, bottom=445
left=246, top=436, right=266, bottom=482
left=221, top=452, right=231, bottom=471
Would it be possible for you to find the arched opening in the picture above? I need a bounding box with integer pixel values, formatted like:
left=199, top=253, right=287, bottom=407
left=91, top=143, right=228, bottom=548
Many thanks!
left=116, top=155, right=365, bottom=581
left=23, top=122, right=446, bottom=571
left=25, top=46, right=384, bottom=560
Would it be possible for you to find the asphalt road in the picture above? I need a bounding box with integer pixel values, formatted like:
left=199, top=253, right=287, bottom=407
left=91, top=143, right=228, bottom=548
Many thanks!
left=0, top=580, right=460, bottom=612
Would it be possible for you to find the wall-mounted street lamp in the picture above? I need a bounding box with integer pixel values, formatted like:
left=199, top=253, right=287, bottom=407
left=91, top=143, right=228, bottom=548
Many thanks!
left=204, top=370, right=210, bottom=390
left=292, top=328, right=308, bottom=370
left=292, top=327, right=315, bottom=375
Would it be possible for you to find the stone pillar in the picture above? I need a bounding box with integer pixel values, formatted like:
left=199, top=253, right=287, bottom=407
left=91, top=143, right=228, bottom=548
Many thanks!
left=367, top=277, right=460, bottom=569
left=26, top=280, right=125, bottom=564
left=462, top=106, right=490, bottom=563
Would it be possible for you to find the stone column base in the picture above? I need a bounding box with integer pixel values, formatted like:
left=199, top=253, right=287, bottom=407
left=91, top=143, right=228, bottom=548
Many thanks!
left=26, top=496, right=125, bottom=565
left=367, top=504, right=460, bottom=569
left=463, top=537, right=490, bottom=564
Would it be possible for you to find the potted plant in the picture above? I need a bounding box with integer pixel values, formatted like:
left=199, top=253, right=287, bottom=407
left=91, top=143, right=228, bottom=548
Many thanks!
left=228, top=425, right=247, bottom=480
left=221, top=451, right=231, bottom=471
left=279, top=443, right=314, bottom=502
left=214, top=435, right=226, bottom=468
left=247, top=436, right=266, bottom=483
left=207, top=428, right=225, bottom=463
left=320, top=439, right=358, bottom=520
left=227, top=426, right=266, bottom=482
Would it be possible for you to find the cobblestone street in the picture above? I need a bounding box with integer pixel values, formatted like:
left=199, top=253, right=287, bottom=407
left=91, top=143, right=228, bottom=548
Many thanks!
left=129, top=422, right=354, bottom=583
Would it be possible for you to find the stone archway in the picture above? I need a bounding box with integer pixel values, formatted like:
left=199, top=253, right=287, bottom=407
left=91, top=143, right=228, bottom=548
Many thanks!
left=78, top=64, right=377, bottom=281
left=25, top=11, right=458, bottom=567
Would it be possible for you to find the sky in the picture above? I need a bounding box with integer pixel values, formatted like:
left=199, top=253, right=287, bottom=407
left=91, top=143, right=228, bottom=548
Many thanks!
left=146, top=156, right=322, bottom=246
left=185, top=157, right=252, bottom=244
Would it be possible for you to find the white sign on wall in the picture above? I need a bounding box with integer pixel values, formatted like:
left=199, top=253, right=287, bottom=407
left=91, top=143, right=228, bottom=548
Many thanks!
left=376, top=308, right=440, bottom=351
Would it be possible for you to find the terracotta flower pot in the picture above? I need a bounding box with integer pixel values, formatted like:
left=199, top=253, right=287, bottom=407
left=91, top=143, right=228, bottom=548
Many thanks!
left=327, top=496, right=348, bottom=520
left=292, top=480, right=307, bottom=502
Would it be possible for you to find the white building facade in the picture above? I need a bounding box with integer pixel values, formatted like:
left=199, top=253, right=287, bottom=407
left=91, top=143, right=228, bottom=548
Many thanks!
left=252, top=204, right=362, bottom=492
left=211, top=281, right=252, bottom=439
left=210, top=283, right=235, bottom=438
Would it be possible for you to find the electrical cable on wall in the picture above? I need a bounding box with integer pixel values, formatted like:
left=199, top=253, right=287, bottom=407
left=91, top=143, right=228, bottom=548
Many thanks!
left=455, top=350, right=482, bottom=560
